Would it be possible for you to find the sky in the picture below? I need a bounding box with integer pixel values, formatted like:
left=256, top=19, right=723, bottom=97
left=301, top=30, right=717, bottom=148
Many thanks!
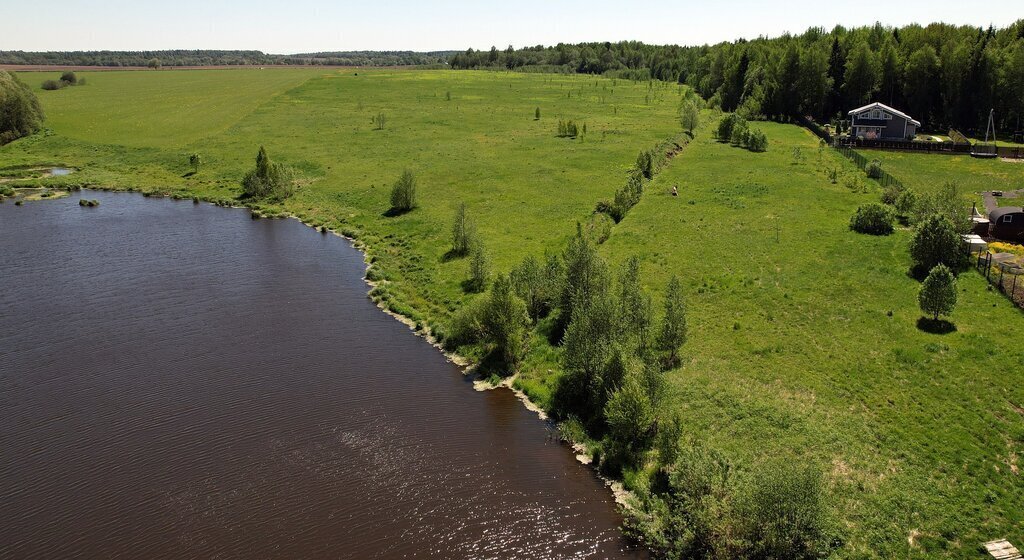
left=1, top=0, right=1021, bottom=53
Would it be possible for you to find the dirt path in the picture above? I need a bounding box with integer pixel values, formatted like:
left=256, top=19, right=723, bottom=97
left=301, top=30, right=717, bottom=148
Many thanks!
left=982, top=189, right=1024, bottom=213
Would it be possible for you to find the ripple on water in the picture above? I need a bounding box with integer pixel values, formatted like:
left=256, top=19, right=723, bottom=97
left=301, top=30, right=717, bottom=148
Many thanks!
left=0, top=190, right=646, bottom=560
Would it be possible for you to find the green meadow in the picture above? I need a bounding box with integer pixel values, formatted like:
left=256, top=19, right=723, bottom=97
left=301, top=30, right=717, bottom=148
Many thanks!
left=2, top=68, right=1023, bottom=558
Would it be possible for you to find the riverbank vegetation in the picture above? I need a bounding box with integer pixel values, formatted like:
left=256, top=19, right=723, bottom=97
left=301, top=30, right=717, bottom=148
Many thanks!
left=1, top=68, right=1022, bottom=558
left=0, top=70, right=44, bottom=145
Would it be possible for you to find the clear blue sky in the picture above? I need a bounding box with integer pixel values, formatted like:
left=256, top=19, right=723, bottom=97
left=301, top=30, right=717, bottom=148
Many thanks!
left=2, top=0, right=1020, bottom=53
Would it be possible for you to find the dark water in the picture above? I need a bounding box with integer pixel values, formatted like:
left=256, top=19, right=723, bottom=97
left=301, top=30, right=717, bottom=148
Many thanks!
left=0, top=191, right=644, bottom=559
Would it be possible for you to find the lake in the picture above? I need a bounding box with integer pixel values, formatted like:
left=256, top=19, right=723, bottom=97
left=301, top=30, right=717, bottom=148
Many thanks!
left=0, top=191, right=644, bottom=559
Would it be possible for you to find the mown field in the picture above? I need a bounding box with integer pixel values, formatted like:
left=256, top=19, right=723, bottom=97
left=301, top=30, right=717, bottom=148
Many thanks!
left=2, top=69, right=1022, bottom=558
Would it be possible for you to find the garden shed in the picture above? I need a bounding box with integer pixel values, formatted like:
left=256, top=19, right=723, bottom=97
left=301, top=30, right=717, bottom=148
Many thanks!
left=988, top=207, right=1024, bottom=242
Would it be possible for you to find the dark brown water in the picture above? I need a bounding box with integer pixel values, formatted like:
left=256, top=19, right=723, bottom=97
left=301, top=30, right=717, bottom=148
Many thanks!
left=0, top=191, right=644, bottom=559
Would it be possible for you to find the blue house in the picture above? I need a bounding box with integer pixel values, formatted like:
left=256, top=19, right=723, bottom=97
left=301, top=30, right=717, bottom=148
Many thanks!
left=848, top=102, right=920, bottom=140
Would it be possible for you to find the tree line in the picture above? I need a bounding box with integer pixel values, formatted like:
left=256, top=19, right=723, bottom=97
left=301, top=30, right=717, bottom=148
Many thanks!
left=450, top=21, right=1024, bottom=135
left=0, top=49, right=455, bottom=68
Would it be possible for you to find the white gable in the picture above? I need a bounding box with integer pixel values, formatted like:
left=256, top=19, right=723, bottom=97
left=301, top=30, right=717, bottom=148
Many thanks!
left=848, top=102, right=921, bottom=127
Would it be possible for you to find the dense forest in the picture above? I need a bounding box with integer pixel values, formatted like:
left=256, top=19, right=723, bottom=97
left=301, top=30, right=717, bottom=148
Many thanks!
left=450, top=21, right=1024, bottom=135
left=0, top=50, right=454, bottom=68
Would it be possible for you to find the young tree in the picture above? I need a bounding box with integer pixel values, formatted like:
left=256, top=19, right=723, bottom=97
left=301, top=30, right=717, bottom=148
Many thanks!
left=389, top=170, right=417, bottom=213
left=656, top=275, right=687, bottom=369
left=679, top=99, right=700, bottom=135
left=556, top=228, right=611, bottom=338
left=617, top=256, right=652, bottom=353
left=919, top=264, right=957, bottom=321
left=535, top=107, right=541, bottom=120
left=558, top=291, right=618, bottom=420
left=450, top=202, right=475, bottom=256
left=603, top=368, right=656, bottom=461
left=467, top=240, right=490, bottom=292
left=511, top=254, right=559, bottom=324
left=909, top=214, right=962, bottom=273
left=189, top=153, right=202, bottom=174
left=483, top=274, right=530, bottom=372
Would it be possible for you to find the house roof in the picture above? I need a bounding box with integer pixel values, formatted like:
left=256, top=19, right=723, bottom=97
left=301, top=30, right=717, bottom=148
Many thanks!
left=989, top=207, right=1024, bottom=220
left=848, top=102, right=922, bottom=126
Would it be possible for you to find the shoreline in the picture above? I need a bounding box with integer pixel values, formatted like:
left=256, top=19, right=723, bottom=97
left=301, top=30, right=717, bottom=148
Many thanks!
left=40, top=185, right=639, bottom=515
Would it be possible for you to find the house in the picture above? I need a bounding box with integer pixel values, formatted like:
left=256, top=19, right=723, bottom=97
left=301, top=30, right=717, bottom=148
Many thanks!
left=848, top=102, right=920, bottom=140
left=988, top=207, right=1024, bottom=242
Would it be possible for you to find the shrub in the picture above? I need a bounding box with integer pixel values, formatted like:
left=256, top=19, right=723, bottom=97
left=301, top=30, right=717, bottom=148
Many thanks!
left=445, top=297, right=488, bottom=348
left=389, top=169, right=417, bottom=213
left=880, top=182, right=906, bottom=205
left=603, top=369, right=656, bottom=463
left=534, top=107, right=540, bottom=120
left=738, top=461, right=836, bottom=560
left=41, top=79, right=64, bottom=91
left=59, top=71, right=77, bottom=85
left=510, top=254, right=560, bottom=323
left=865, top=159, right=883, bottom=179
left=557, top=119, right=579, bottom=138
left=910, top=213, right=964, bottom=273
left=746, top=129, right=768, bottom=152
left=729, top=119, right=749, bottom=146
left=583, top=211, right=614, bottom=244
left=849, top=203, right=895, bottom=235
left=716, top=114, right=739, bottom=141
left=241, top=146, right=294, bottom=200
left=919, top=264, right=957, bottom=320
left=0, top=185, right=14, bottom=197
left=894, top=189, right=918, bottom=219
left=912, top=181, right=971, bottom=232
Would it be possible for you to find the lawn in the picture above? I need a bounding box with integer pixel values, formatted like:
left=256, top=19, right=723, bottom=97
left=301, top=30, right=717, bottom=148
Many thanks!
left=2, top=69, right=1022, bottom=559
left=856, top=148, right=1024, bottom=199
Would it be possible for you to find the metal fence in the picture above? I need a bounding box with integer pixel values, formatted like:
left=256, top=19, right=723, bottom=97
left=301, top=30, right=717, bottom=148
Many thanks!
left=974, top=251, right=1024, bottom=309
left=834, top=146, right=905, bottom=190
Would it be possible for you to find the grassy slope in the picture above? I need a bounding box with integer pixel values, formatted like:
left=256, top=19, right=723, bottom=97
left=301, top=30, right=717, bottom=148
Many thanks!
left=3, top=69, right=1023, bottom=558
left=599, top=123, right=1023, bottom=557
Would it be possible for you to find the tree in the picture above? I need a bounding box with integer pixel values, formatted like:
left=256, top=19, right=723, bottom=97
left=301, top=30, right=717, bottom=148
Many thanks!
left=603, top=368, right=656, bottom=459
left=904, top=46, right=939, bottom=124
left=467, top=240, right=490, bottom=292
left=617, top=256, right=652, bottom=354
left=556, top=227, right=611, bottom=338
left=843, top=42, right=879, bottom=106
left=59, top=71, right=77, bottom=85
left=450, top=202, right=475, bottom=256
left=557, top=282, right=617, bottom=421
left=636, top=149, right=654, bottom=179
left=510, top=254, right=559, bottom=323
left=373, top=112, right=386, bottom=130
left=535, top=107, right=541, bottom=120
left=482, top=274, right=530, bottom=372
left=679, top=98, right=700, bottom=135
left=909, top=214, right=963, bottom=273
left=656, top=275, right=687, bottom=369
left=389, top=170, right=417, bottom=213
left=147, top=58, right=161, bottom=70
left=0, top=70, right=44, bottom=145
left=919, top=264, right=957, bottom=320
left=877, top=40, right=903, bottom=106
left=241, top=146, right=294, bottom=199
left=189, top=153, right=202, bottom=174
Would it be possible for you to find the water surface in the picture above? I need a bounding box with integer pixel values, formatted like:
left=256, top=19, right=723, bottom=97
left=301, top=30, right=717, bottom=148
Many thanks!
left=0, top=191, right=644, bottom=559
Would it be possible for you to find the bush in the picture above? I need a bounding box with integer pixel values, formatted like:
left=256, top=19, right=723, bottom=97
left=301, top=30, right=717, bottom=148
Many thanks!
left=241, top=146, right=294, bottom=200
left=41, top=79, right=64, bottom=91
left=557, top=119, right=579, bottom=138
left=746, top=129, right=768, bottom=152
left=389, top=169, right=417, bottom=213
left=716, top=114, right=738, bottom=140
left=739, top=461, right=836, bottom=560
left=584, top=211, right=614, bottom=244
left=59, top=71, right=77, bottom=85
left=729, top=119, right=749, bottom=146
left=919, top=264, right=957, bottom=320
left=450, top=202, right=476, bottom=256
left=636, top=150, right=654, bottom=179
left=894, top=189, right=918, bottom=218
left=880, top=182, right=906, bottom=205
left=510, top=253, right=561, bottom=323
left=849, top=203, right=895, bottom=235
left=445, top=297, right=488, bottom=348
left=865, top=159, right=883, bottom=179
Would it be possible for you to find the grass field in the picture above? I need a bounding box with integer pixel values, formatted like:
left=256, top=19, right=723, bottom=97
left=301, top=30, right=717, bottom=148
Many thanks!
left=857, top=148, right=1024, bottom=198
left=2, top=69, right=1023, bottom=558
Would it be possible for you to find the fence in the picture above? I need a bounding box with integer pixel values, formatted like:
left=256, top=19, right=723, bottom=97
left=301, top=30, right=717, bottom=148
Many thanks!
left=834, top=146, right=905, bottom=190
left=974, top=251, right=1024, bottom=309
